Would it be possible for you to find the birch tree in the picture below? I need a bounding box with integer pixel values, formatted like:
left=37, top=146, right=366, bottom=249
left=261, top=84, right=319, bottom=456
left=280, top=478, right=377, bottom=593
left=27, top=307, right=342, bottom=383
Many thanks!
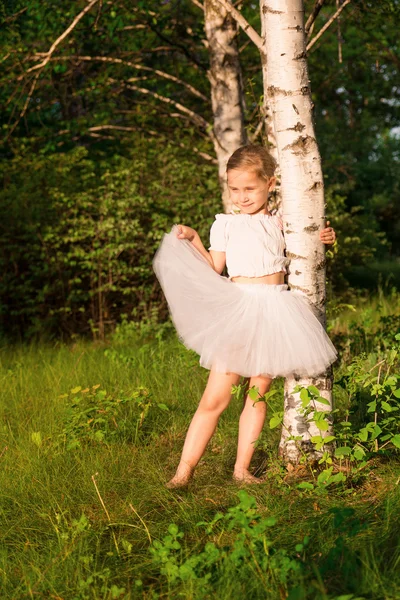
left=204, top=0, right=248, bottom=211
left=261, top=0, right=332, bottom=463
left=216, top=0, right=353, bottom=463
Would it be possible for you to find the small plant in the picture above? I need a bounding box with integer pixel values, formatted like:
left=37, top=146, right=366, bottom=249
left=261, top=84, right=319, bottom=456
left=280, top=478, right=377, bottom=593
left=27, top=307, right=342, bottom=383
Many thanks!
left=58, top=384, right=169, bottom=449
left=150, top=490, right=309, bottom=597
left=294, top=335, right=400, bottom=489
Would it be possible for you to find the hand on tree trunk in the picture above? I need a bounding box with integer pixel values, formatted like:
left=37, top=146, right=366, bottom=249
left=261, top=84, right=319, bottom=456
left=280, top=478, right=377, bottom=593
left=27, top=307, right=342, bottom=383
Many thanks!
left=320, top=220, right=337, bottom=245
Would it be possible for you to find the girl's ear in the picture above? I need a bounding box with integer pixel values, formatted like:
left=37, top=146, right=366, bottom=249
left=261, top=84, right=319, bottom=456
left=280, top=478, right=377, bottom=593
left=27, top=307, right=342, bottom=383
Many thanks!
left=268, top=176, right=277, bottom=192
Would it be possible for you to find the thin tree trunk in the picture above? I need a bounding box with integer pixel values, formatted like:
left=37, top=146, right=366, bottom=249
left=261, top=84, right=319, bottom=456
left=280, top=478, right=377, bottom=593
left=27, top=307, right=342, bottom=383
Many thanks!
left=260, top=0, right=333, bottom=463
left=204, top=0, right=248, bottom=212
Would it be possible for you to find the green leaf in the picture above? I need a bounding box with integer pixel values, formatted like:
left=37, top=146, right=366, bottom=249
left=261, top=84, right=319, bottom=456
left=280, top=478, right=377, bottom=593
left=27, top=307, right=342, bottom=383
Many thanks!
left=269, top=414, right=283, bottom=429
left=381, top=401, right=393, bottom=412
left=391, top=434, right=400, bottom=449
left=157, top=403, right=170, bottom=411
left=308, top=385, right=320, bottom=397
left=248, top=387, right=259, bottom=401
left=310, top=435, right=323, bottom=444
left=317, top=467, right=333, bottom=484
left=328, top=472, right=346, bottom=484
left=71, top=386, right=82, bottom=394
left=300, top=388, right=310, bottom=407
left=335, top=446, right=352, bottom=457
left=358, top=428, right=368, bottom=442
left=297, top=482, right=314, bottom=490
left=315, top=419, right=329, bottom=431
left=295, top=543, right=304, bottom=552
left=353, top=447, right=365, bottom=460
left=322, top=435, right=336, bottom=444
left=31, top=431, right=42, bottom=448
left=393, top=388, right=400, bottom=398
left=316, top=396, right=331, bottom=406
left=168, top=524, right=179, bottom=536
left=371, top=424, right=382, bottom=440
left=367, top=400, right=376, bottom=413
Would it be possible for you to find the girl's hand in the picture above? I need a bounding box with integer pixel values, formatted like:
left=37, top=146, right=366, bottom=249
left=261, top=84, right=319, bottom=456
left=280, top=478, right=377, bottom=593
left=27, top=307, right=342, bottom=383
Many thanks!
left=320, top=221, right=336, bottom=245
left=176, top=224, right=197, bottom=242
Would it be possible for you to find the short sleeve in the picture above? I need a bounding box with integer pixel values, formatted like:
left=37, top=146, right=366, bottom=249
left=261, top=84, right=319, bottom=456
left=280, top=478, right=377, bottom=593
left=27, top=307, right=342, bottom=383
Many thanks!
left=271, top=214, right=283, bottom=231
left=209, top=214, right=228, bottom=252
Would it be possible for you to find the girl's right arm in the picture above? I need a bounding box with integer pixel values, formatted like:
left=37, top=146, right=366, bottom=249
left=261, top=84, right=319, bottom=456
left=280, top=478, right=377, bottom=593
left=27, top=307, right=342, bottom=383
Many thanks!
left=175, top=224, right=226, bottom=274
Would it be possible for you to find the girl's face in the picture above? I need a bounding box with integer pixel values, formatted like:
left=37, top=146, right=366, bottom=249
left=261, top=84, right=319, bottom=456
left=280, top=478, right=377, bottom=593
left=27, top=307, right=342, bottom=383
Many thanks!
left=227, top=168, right=276, bottom=215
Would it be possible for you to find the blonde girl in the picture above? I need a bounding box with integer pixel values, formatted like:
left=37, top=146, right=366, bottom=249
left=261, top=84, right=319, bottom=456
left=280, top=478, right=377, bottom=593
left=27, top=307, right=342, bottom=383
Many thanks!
left=153, top=145, right=337, bottom=488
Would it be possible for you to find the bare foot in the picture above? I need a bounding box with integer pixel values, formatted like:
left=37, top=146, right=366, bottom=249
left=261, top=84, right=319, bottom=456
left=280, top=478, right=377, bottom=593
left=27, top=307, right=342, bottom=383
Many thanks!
left=233, top=469, right=264, bottom=485
left=165, top=463, right=194, bottom=489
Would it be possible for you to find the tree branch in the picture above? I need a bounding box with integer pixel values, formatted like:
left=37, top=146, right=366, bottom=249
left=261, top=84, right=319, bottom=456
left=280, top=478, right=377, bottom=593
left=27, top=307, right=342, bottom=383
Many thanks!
left=306, top=0, right=351, bottom=52
left=44, top=55, right=209, bottom=101
left=108, top=77, right=214, bottom=135
left=58, top=124, right=218, bottom=163
left=214, top=0, right=263, bottom=50
left=26, top=0, right=101, bottom=73
left=248, top=118, right=265, bottom=143
left=305, top=0, right=325, bottom=36
left=3, top=6, right=28, bottom=22
left=190, top=0, right=204, bottom=10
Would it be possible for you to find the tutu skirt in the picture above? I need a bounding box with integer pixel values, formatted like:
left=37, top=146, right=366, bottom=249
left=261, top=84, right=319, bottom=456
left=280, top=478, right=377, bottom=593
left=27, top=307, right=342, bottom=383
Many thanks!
left=153, top=226, right=338, bottom=379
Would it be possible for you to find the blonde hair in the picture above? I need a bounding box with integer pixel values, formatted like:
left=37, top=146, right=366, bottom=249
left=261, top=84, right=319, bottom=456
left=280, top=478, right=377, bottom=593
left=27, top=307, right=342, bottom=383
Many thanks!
left=226, top=145, right=277, bottom=180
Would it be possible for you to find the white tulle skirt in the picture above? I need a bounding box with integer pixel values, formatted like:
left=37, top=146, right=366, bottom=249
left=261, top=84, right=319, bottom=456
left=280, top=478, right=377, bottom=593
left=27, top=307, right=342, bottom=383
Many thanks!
left=153, top=226, right=338, bottom=379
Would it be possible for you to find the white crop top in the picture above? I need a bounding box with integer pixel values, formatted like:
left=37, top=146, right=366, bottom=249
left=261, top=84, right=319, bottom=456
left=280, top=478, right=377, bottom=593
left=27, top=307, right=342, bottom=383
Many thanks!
left=208, top=212, right=289, bottom=278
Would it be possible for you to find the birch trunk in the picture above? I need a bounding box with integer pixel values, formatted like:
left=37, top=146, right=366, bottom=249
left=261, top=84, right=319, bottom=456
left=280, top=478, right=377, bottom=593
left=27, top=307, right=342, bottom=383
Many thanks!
left=260, top=0, right=333, bottom=463
left=259, top=35, right=281, bottom=215
left=204, top=0, right=248, bottom=212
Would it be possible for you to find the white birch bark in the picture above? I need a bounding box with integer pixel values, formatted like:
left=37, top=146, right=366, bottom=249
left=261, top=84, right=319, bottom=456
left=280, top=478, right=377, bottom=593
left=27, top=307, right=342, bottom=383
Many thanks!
left=204, top=0, right=248, bottom=212
left=260, top=0, right=333, bottom=463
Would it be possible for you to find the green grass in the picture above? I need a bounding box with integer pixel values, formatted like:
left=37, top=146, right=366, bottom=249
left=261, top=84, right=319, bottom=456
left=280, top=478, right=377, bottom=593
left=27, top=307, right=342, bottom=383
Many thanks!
left=0, top=296, right=399, bottom=599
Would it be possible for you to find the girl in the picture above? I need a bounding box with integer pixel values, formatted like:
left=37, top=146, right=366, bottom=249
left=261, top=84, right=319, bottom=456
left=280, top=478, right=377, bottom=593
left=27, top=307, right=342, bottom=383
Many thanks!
left=153, top=145, right=337, bottom=489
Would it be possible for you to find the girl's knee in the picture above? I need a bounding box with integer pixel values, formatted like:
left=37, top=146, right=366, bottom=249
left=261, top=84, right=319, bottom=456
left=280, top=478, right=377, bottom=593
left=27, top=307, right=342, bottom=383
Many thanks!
left=249, top=375, right=273, bottom=395
left=198, top=391, right=230, bottom=414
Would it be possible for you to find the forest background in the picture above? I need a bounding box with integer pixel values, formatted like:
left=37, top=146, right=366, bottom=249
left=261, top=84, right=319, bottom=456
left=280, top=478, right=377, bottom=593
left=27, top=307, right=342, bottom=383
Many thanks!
left=1, top=0, right=400, bottom=340
left=1, top=1, right=400, bottom=599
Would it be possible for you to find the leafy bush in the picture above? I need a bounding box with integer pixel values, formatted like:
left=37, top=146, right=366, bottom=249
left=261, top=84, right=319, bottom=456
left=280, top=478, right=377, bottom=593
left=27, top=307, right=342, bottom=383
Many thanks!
left=58, top=384, right=169, bottom=449
left=0, top=140, right=220, bottom=340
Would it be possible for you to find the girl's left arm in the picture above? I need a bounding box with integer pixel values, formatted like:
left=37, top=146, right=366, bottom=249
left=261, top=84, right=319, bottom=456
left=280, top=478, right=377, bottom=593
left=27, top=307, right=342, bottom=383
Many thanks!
left=320, top=220, right=336, bottom=245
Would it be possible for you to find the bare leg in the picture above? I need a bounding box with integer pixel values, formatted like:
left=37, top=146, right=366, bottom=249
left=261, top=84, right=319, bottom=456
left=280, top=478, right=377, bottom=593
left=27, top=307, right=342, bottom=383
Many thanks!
left=233, top=375, right=273, bottom=484
left=166, top=368, right=241, bottom=488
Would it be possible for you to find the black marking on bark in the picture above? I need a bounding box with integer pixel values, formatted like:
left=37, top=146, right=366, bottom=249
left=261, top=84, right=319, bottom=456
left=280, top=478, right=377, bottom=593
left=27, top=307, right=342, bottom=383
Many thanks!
left=292, top=104, right=299, bottom=114
left=301, top=85, right=309, bottom=94
left=295, top=415, right=309, bottom=434
left=286, top=251, right=306, bottom=260
left=315, top=258, right=326, bottom=270
left=308, top=181, right=322, bottom=192
left=289, top=284, right=310, bottom=295
left=262, top=5, right=284, bottom=14
left=267, top=85, right=292, bottom=97
left=288, top=121, right=305, bottom=133
left=295, top=270, right=302, bottom=276
left=284, top=229, right=295, bottom=235
left=283, top=134, right=316, bottom=156
left=303, top=223, right=319, bottom=232
left=288, top=25, right=302, bottom=32
left=286, top=394, right=297, bottom=410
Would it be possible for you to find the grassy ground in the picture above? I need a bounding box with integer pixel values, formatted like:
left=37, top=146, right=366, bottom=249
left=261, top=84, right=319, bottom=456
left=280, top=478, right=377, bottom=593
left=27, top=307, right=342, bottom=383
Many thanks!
left=0, top=294, right=399, bottom=599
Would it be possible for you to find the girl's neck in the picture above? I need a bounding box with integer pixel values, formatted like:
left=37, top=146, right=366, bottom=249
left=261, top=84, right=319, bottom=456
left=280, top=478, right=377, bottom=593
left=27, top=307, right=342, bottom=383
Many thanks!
left=238, top=205, right=270, bottom=216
